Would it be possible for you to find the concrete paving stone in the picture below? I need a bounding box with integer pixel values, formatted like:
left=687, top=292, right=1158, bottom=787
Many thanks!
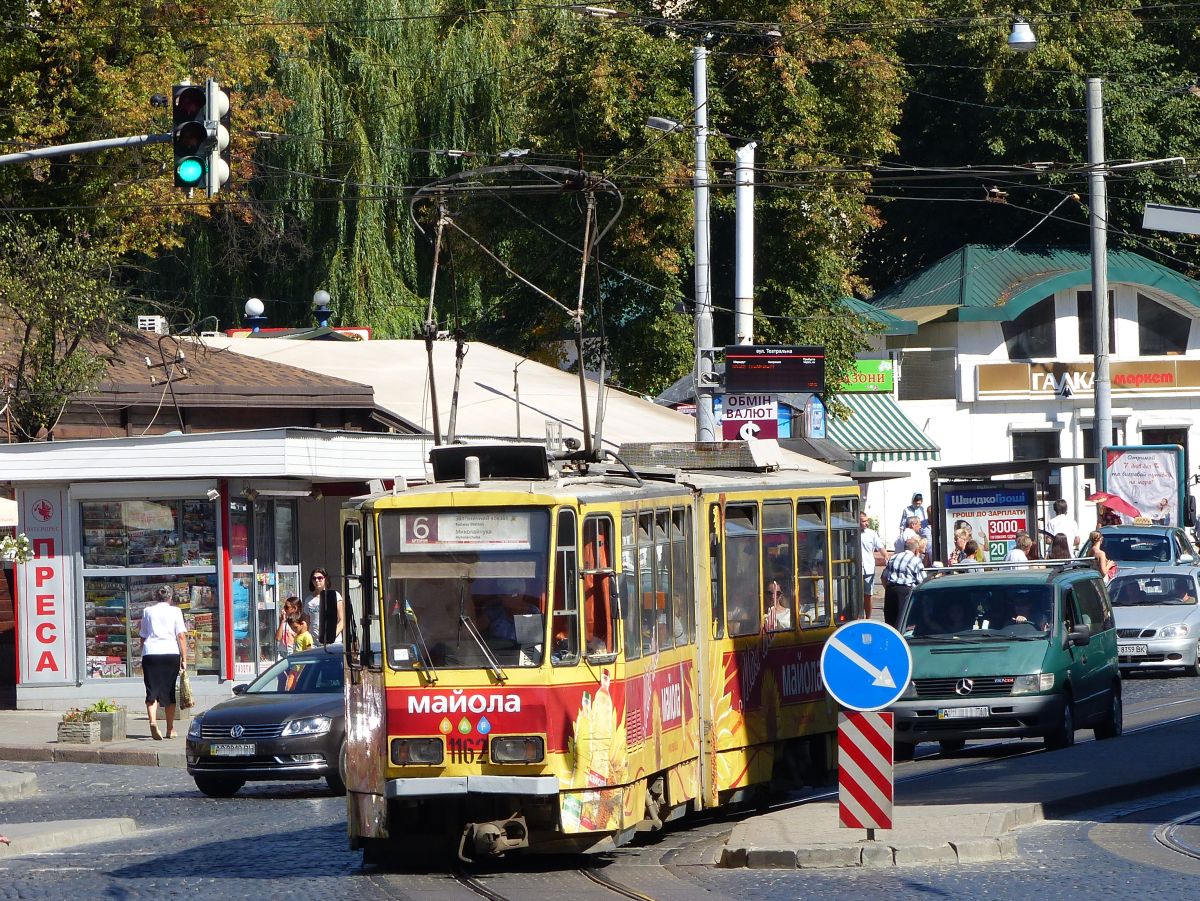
left=0, top=746, right=53, bottom=762
left=0, top=818, right=138, bottom=858
left=860, top=842, right=895, bottom=867
left=950, top=837, right=1004, bottom=863
left=51, top=747, right=104, bottom=765
left=717, top=847, right=747, bottom=868
left=744, top=848, right=797, bottom=868
left=794, top=845, right=862, bottom=869
left=0, top=770, right=37, bottom=801
left=893, top=843, right=958, bottom=867
left=998, top=832, right=1019, bottom=859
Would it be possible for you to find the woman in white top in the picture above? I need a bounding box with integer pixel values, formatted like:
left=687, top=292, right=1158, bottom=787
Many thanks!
left=304, top=568, right=344, bottom=645
left=139, top=585, right=188, bottom=740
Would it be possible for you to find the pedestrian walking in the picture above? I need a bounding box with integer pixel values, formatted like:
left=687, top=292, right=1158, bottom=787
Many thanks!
left=305, top=567, right=344, bottom=645
left=139, top=584, right=188, bottom=741
left=882, top=537, right=925, bottom=628
left=1046, top=499, right=1081, bottom=551
left=895, top=515, right=921, bottom=555
left=859, top=512, right=888, bottom=619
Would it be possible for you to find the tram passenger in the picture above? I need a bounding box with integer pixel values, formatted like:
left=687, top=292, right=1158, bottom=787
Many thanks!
left=764, top=578, right=793, bottom=631
left=479, top=578, right=539, bottom=646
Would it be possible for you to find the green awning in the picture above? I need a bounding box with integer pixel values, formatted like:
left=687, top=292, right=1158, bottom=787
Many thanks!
left=828, top=393, right=940, bottom=462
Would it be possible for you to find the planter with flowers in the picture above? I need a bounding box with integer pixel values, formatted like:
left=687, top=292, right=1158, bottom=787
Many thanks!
left=57, top=708, right=101, bottom=744
left=86, top=699, right=127, bottom=741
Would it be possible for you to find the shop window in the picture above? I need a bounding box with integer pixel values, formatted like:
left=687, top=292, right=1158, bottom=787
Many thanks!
left=898, top=349, right=956, bottom=400
left=1137, top=293, right=1190, bottom=356
left=582, top=515, right=615, bottom=656
left=1077, top=290, right=1115, bottom=357
left=81, top=498, right=221, bottom=680
left=1001, top=295, right=1055, bottom=360
left=762, top=501, right=794, bottom=632
left=796, top=501, right=829, bottom=628
left=725, top=504, right=760, bottom=636
left=551, top=509, right=579, bottom=666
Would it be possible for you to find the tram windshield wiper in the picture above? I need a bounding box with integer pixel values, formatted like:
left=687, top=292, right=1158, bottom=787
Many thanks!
left=403, top=601, right=438, bottom=683
left=458, top=583, right=508, bottom=682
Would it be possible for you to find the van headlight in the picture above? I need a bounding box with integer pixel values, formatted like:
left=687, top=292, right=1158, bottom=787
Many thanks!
left=1012, top=673, right=1054, bottom=694
left=900, top=680, right=918, bottom=700
left=1160, top=623, right=1189, bottom=639
left=283, top=715, right=332, bottom=737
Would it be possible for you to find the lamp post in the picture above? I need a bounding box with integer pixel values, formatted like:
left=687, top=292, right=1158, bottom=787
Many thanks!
left=1007, top=20, right=1111, bottom=466
left=312, top=289, right=332, bottom=328
left=244, top=297, right=267, bottom=333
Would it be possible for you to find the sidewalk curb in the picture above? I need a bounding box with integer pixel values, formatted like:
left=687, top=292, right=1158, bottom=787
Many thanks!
left=0, top=743, right=185, bottom=768
left=0, top=770, right=38, bottom=801
left=719, top=767, right=1200, bottom=869
left=0, top=818, right=138, bottom=858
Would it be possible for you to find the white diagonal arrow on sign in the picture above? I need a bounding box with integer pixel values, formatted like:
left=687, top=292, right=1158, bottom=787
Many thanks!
left=827, top=634, right=895, bottom=689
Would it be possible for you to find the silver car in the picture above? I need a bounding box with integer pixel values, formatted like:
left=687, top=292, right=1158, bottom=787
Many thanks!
left=1108, top=567, right=1200, bottom=676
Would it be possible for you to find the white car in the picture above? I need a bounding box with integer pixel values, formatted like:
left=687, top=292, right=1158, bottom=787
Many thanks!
left=1108, top=567, right=1200, bottom=676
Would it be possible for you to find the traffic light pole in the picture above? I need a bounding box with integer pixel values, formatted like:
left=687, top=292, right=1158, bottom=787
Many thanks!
left=0, top=132, right=170, bottom=167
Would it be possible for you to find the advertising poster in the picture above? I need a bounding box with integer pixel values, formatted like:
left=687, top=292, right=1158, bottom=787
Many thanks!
left=1101, top=445, right=1184, bottom=526
left=938, top=482, right=1038, bottom=563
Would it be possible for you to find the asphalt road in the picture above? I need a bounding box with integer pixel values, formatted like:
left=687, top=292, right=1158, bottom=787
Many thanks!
left=1, top=669, right=1199, bottom=900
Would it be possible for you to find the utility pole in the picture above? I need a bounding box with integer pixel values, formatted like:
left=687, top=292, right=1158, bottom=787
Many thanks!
left=1087, top=77, right=1112, bottom=463
left=734, top=141, right=757, bottom=345
left=692, top=44, right=717, bottom=442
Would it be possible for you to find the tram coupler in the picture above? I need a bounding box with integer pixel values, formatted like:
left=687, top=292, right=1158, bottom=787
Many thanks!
left=457, top=813, right=529, bottom=862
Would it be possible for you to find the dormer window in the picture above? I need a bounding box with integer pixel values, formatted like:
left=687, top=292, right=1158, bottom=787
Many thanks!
left=1001, top=295, right=1055, bottom=360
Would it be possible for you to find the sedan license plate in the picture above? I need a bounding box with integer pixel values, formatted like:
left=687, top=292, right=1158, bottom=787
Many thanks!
left=1119, top=643, right=1149, bottom=657
left=938, top=706, right=989, bottom=720
left=210, top=743, right=255, bottom=757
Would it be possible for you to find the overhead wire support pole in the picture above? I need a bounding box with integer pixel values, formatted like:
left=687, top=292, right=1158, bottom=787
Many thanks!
left=692, top=44, right=718, bottom=443
left=1087, top=77, right=1112, bottom=464
left=573, top=192, right=597, bottom=459
left=423, top=198, right=449, bottom=445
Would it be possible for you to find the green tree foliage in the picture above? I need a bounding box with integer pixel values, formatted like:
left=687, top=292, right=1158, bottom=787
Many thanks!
left=0, top=219, right=129, bottom=440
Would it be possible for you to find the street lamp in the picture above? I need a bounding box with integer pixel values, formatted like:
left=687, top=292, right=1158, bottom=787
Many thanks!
left=312, top=289, right=332, bottom=328
left=244, top=297, right=267, bottom=333
left=1009, top=17, right=1111, bottom=471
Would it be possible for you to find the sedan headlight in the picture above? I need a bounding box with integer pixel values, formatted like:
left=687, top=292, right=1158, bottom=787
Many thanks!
left=283, top=715, right=332, bottom=737
left=187, top=716, right=203, bottom=739
left=1159, top=623, right=1190, bottom=639
left=1012, top=673, right=1055, bottom=694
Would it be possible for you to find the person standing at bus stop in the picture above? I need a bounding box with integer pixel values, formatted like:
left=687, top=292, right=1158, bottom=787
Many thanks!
left=882, top=537, right=925, bottom=628
left=859, top=512, right=888, bottom=619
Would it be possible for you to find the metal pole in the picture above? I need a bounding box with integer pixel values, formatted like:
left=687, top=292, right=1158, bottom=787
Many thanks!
left=693, top=45, right=717, bottom=442
left=0, top=132, right=170, bottom=167
left=734, top=142, right=757, bottom=346
left=1087, top=77, right=1112, bottom=464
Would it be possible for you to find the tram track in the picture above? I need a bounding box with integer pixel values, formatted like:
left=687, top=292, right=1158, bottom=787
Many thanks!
left=451, top=864, right=658, bottom=901
left=1154, top=810, right=1200, bottom=861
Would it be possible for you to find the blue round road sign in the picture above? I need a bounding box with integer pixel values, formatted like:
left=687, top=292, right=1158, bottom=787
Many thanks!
left=819, top=620, right=913, bottom=712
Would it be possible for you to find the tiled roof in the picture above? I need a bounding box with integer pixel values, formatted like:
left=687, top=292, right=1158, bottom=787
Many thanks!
left=867, top=245, right=1200, bottom=320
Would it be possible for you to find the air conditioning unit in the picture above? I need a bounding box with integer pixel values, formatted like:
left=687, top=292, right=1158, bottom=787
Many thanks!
left=137, top=315, right=169, bottom=335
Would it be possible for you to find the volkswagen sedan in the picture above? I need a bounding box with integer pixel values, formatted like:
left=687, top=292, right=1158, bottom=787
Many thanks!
left=186, top=646, right=345, bottom=797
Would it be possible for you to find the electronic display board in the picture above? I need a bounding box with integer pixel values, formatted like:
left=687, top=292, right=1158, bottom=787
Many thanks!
left=724, top=345, right=825, bottom=394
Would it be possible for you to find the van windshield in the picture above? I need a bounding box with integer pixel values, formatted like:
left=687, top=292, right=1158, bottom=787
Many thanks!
left=901, top=584, right=1054, bottom=640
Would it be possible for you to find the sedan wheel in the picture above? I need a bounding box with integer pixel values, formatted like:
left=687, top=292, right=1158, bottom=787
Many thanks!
left=1187, top=642, right=1200, bottom=677
left=326, top=741, right=347, bottom=796
left=194, top=775, right=245, bottom=798
left=1044, top=700, right=1075, bottom=750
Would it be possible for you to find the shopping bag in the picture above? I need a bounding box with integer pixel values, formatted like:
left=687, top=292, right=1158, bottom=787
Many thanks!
left=178, top=670, right=195, bottom=710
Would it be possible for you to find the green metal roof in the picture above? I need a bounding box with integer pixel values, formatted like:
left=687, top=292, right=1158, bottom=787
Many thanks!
left=867, top=245, right=1200, bottom=322
left=839, top=297, right=917, bottom=334
left=827, top=393, right=940, bottom=462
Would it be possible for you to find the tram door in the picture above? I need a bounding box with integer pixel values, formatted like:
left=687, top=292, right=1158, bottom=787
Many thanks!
left=230, top=498, right=300, bottom=677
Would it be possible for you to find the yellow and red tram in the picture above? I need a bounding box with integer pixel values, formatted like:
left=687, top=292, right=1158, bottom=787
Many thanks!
left=338, top=443, right=862, bottom=862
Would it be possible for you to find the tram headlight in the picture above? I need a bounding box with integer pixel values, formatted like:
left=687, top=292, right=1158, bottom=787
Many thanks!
left=490, top=735, right=545, bottom=764
left=391, top=737, right=444, bottom=766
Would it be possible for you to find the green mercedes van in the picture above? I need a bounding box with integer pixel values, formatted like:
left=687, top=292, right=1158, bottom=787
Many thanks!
left=890, top=562, right=1122, bottom=759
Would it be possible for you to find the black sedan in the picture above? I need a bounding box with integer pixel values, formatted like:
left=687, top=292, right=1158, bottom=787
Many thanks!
left=186, top=646, right=345, bottom=797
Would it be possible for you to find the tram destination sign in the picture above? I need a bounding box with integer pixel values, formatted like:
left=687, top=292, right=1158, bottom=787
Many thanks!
left=724, top=345, right=825, bottom=394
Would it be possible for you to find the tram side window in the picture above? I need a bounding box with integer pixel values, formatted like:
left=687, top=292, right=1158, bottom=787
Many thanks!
left=639, top=512, right=660, bottom=654
left=621, top=514, right=640, bottom=660
left=551, top=509, right=580, bottom=665
left=830, top=498, right=861, bottom=624
left=582, top=515, right=615, bottom=656
left=709, top=504, right=725, bottom=640
left=725, top=504, right=761, bottom=637
left=670, top=508, right=693, bottom=644
left=762, top=501, right=795, bottom=632
left=654, top=512, right=675, bottom=650
left=796, top=501, right=829, bottom=628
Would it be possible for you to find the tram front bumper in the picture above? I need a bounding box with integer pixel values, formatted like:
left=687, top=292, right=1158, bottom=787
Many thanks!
left=384, top=774, right=560, bottom=798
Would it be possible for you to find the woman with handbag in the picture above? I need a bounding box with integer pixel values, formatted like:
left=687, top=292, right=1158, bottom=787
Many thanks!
left=859, top=513, right=889, bottom=619
left=139, top=584, right=188, bottom=740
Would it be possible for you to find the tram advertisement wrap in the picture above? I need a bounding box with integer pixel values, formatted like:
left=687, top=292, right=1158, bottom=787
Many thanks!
left=938, top=481, right=1038, bottom=563
left=1101, top=445, right=1185, bottom=526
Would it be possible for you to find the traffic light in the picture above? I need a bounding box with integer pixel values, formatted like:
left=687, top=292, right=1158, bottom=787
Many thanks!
left=171, top=79, right=231, bottom=197
left=172, top=83, right=208, bottom=190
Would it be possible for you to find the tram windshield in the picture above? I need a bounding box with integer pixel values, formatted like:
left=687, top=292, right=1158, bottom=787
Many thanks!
left=379, top=509, right=551, bottom=670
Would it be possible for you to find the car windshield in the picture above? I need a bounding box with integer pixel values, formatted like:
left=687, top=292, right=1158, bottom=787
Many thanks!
left=1108, top=574, right=1198, bottom=606
left=245, top=652, right=344, bottom=694
left=1088, top=533, right=1172, bottom=564
left=379, top=509, right=551, bottom=671
left=901, top=584, right=1055, bottom=640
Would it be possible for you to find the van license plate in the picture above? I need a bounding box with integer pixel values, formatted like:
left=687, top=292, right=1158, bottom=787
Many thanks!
left=938, top=706, right=988, bottom=719
left=1119, top=644, right=1148, bottom=656
left=210, top=743, right=255, bottom=756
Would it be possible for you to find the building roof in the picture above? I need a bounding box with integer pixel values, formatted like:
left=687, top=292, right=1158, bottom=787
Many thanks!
left=839, top=297, right=918, bottom=334
left=866, top=244, right=1200, bottom=322
left=201, top=336, right=700, bottom=451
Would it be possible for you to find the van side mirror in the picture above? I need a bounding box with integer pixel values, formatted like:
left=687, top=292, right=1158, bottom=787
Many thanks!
left=232, top=684, right=249, bottom=695
left=1067, top=623, right=1090, bottom=648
